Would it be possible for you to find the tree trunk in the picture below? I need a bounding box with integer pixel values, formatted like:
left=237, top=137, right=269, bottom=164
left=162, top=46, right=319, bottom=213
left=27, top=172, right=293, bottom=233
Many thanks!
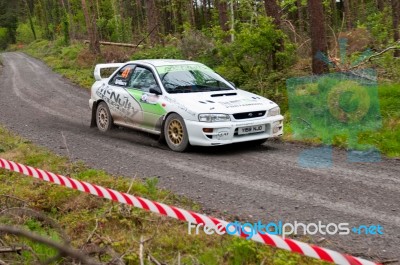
left=145, top=0, right=159, bottom=45
left=331, top=0, right=338, bottom=30
left=297, top=0, right=304, bottom=33
left=308, top=0, right=329, bottom=75
left=81, top=0, right=100, bottom=54
left=24, top=0, right=36, bottom=40
left=187, top=0, right=196, bottom=28
left=343, top=0, right=353, bottom=29
left=216, top=0, right=229, bottom=32
left=264, top=0, right=281, bottom=28
left=377, top=0, right=385, bottom=11
left=65, top=0, right=75, bottom=39
left=392, top=0, right=400, bottom=57
left=264, top=0, right=284, bottom=69
left=202, top=0, right=209, bottom=27
left=359, top=0, right=366, bottom=23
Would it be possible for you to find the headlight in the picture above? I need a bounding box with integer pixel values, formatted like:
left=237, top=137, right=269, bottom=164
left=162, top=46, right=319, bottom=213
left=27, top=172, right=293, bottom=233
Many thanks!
left=198, top=113, right=231, bottom=122
left=267, top=107, right=280, bottom=117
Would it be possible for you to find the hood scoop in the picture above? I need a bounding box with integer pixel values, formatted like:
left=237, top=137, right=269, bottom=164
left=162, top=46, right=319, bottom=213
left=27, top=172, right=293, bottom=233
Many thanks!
left=210, top=92, right=237, bottom=97
left=199, top=100, right=216, bottom=104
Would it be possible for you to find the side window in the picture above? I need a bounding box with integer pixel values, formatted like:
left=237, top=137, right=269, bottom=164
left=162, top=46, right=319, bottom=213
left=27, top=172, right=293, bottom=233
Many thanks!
left=129, top=67, right=159, bottom=93
left=110, top=65, right=135, bottom=87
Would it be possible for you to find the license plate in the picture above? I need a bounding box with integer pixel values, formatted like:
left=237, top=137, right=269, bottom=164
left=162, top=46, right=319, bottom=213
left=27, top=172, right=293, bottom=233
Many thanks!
left=238, top=125, right=265, bottom=135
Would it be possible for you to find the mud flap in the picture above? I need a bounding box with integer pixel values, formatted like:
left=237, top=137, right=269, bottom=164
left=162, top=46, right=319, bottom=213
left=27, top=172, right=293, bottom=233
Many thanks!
left=158, top=115, right=166, bottom=143
left=90, top=101, right=98, bottom=128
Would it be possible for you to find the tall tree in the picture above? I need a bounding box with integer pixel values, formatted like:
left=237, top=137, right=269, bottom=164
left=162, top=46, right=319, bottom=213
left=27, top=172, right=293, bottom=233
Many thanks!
left=308, top=0, right=329, bottom=74
left=297, top=0, right=305, bottom=33
left=392, top=0, right=400, bottom=57
left=216, top=0, right=229, bottom=32
left=343, top=0, right=353, bottom=29
left=264, top=0, right=284, bottom=69
left=23, top=0, right=37, bottom=40
left=0, top=0, right=18, bottom=44
left=145, top=0, right=159, bottom=45
left=81, top=0, right=100, bottom=54
left=377, top=0, right=385, bottom=11
left=264, top=0, right=281, bottom=28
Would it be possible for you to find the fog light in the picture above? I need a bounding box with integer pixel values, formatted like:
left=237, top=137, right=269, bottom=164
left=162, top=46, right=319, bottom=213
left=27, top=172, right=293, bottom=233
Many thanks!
left=203, top=128, right=214, bottom=133
left=273, top=121, right=281, bottom=134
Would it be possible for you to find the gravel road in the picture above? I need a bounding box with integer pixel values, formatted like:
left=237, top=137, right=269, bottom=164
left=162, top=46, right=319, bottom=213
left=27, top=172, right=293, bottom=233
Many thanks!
left=0, top=52, right=399, bottom=262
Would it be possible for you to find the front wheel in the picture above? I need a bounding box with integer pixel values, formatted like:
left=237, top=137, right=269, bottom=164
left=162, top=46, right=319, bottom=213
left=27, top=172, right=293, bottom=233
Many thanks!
left=164, top=114, right=189, bottom=152
left=96, top=102, right=114, bottom=132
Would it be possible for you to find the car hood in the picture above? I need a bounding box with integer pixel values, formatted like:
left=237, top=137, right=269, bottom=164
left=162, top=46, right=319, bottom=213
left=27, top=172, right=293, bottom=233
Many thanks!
left=165, top=89, right=278, bottom=114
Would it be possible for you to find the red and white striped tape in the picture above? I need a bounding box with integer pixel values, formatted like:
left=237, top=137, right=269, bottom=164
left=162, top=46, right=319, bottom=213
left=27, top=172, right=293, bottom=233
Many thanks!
left=0, top=158, right=380, bottom=265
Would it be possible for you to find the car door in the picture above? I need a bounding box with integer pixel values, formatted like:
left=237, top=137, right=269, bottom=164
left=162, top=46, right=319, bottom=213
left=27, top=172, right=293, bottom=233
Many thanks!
left=106, top=65, right=143, bottom=126
left=127, top=66, right=166, bottom=131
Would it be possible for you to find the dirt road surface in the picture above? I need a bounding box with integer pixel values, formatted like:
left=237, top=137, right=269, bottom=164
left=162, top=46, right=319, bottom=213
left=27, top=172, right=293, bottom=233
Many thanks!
left=1, top=52, right=399, bottom=262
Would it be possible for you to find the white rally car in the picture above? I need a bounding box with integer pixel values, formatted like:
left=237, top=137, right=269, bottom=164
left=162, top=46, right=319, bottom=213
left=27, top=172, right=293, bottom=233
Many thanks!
left=89, top=59, right=283, bottom=152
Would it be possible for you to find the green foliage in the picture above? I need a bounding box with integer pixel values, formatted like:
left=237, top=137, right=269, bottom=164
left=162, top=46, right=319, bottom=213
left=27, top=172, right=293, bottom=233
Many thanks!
left=226, top=238, right=258, bottom=264
left=212, top=18, right=295, bottom=112
left=16, top=22, right=39, bottom=44
left=97, top=16, right=133, bottom=43
left=365, top=7, right=393, bottom=47
left=0, top=27, right=9, bottom=50
left=131, top=45, right=184, bottom=60
left=180, top=28, right=215, bottom=64
left=62, top=15, right=70, bottom=46
left=374, top=52, right=400, bottom=82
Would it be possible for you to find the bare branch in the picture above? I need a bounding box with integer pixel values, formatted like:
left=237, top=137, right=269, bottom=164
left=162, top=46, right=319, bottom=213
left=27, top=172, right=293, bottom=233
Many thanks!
left=0, top=207, right=70, bottom=243
left=0, top=226, right=100, bottom=265
left=61, top=131, right=73, bottom=162
left=147, top=253, right=162, bottom=265
left=139, top=235, right=145, bottom=265
left=350, top=41, right=400, bottom=69
left=0, top=247, right=23, bottom=253
left=86, top=219, right=99, bottom=243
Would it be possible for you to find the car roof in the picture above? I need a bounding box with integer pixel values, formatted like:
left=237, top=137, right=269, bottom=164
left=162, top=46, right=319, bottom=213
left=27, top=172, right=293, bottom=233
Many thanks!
left=127, top=59, right=202, bottom=67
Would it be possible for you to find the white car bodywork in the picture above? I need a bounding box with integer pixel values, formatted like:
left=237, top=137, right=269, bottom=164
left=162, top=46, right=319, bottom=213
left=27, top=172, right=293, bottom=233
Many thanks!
left=89, top=59, right=283, bottom=148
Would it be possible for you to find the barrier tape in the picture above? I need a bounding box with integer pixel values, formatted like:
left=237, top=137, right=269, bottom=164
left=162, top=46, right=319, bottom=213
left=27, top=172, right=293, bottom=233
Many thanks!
left=0, top=158, right=380, bottom=265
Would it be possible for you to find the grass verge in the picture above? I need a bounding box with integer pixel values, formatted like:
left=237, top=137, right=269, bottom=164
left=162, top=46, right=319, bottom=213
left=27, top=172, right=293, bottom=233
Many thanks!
left=0, top=126, right=327, bottom=264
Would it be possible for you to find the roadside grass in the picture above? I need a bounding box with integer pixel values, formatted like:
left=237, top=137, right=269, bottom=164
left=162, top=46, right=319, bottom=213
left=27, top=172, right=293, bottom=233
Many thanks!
left=283, top=82, right=400, bottom=158
left=20, top=39, right=95, bottom=88
left=0, top=126, right=327, bottom=264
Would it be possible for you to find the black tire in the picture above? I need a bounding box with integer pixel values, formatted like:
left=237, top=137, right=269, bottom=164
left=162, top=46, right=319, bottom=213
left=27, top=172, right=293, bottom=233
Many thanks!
left=164, top=113, right=189, bottom=152
left=96, top=102, right=114, bottom=132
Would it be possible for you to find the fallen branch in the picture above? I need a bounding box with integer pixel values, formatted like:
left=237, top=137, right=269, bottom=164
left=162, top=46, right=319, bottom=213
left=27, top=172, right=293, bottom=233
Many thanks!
left=147, top=253, right=162, bottom=265
left=350, top=41, right=400, bottom=69
left=83, top=40, right=144, bottom=49
left=0, top=226, right=99, bottom=265
left=0, top=207, right=70, bottom=243
left=0, top=247, right=23, bottom=253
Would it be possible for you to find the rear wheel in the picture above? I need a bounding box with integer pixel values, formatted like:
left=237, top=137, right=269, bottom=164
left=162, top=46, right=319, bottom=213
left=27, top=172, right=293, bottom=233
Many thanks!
left=164, top=114, right=189, bottom=152
left=96, top=102, right=114, bottom=132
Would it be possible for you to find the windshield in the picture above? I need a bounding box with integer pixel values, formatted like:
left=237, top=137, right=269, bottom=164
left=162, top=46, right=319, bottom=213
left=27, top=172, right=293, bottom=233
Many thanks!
left=156, top=64, right=234, bottom=94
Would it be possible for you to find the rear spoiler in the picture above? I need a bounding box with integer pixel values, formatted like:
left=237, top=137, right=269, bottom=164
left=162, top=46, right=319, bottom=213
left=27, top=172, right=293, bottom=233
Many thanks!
left=94, top=63, right=124, bottom=81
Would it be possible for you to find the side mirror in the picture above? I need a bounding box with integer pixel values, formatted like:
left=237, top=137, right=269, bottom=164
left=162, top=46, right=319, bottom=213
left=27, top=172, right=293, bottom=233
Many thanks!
left=149, top=87, right=162, bottom=95
left=229, top=81, right=236, bottom=88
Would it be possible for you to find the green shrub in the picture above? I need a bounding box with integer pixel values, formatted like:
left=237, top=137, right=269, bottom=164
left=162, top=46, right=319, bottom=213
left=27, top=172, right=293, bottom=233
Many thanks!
left=0, top=27, right=9, bottom=50
left=131, top=45, right=184, bottom=60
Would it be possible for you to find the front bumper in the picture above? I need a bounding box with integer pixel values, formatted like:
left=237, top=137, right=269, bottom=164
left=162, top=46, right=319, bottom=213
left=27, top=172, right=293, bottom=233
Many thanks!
left=185, top=115, right=284, bottom=146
